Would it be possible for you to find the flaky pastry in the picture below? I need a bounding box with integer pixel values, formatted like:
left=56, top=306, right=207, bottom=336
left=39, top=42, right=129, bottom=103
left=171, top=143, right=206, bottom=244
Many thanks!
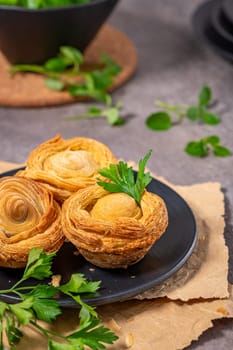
left=17, top=135, right=117, bottom=202
left=62, top=185, right=168, bottom=268
left=0, top=176, right=64, bottom=268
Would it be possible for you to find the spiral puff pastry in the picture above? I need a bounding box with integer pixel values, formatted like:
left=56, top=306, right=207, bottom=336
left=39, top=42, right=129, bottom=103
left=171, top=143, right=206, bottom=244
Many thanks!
left=62, top=185, right=168, bottom=269
left=0, top=176, right=64, bottom=268
left=17, top=135, right=117, bottom=202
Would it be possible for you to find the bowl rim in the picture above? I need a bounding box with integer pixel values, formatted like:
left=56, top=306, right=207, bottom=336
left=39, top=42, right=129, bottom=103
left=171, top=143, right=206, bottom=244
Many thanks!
left=0, top=0, right=118, bottom=13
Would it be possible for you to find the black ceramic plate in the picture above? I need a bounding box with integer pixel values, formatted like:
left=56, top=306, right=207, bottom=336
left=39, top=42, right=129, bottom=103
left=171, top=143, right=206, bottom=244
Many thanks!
left=0, top=168, right=197, bottom=307
left=192, top=0, right=233, bottom=62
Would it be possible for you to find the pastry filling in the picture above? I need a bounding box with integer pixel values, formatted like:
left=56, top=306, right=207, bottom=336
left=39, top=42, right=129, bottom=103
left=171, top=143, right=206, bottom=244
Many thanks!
left=45, top=150, right=99, bottom=177
left=90, top=193, right=142, bottom=221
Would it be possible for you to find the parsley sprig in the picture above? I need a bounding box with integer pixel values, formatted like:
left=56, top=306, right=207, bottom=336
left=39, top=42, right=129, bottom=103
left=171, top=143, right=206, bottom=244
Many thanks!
left=10, top=47, right=122, bottom=104
left=66, top=101, right=125, bottom=126
left=185, top=135, right=231, bottom=158
left=0, top=248, right=118, bottom=350
left=146, top=85, right=220, bottom=131
left=145, top=85, right=231, bottom=158
left=97, top=150, right=152, bottom=206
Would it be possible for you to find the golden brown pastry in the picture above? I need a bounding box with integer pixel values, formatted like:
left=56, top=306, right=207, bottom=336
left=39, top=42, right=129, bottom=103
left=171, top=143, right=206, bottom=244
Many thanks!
left=0, top=176, right=64, bottom=268
left=62, top=185, right=168, bottom=269
left=17, top=135, right=117, bottom=202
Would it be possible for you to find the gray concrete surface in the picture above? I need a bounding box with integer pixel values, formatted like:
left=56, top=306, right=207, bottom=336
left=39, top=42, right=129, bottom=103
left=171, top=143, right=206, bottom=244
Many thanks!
left=1, top=0, right=233, bottom=348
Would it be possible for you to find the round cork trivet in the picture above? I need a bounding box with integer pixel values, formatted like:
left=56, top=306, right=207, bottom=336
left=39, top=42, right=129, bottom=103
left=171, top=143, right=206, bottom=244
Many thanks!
left=0, top=25, right=137, bottom=107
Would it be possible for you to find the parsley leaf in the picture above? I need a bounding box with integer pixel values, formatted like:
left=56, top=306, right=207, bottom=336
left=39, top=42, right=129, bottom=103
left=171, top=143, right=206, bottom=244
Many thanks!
left=185, top=135, right=231, bottom=157
left=0, top=248, right=118, bottom=349
left=67, top=318, right=118, bottom=350
left=59, top=274, right=100, bottom=295
left=97, top=150, right=152, bottom=206
left=146, top=111, right=171, bottom=131
left=198, top=85, right=212, bottom=107
left=28, top=285, right=61, bottom=322
left=9, top=297, right=34, bottom=326
left=23, top=247, right=56, bottom=280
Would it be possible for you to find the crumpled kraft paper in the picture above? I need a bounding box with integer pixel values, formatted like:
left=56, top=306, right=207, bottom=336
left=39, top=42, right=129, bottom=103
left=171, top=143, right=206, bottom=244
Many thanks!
left=136, top=179, right=229, bottom=301
left=13, top=296, right=233, bottom=350
left=1, top=161, right=232, bottom=350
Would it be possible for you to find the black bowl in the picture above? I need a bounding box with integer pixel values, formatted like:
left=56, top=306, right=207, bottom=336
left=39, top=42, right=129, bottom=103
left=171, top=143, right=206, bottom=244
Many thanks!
left=0, top=0, right=119, bottom=64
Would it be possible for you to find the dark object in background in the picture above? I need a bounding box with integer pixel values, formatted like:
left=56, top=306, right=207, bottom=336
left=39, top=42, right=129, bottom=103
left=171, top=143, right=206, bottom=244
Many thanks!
left=192, top=0, right=233, bottom=63
left=0, top=0, right=119, bottom=64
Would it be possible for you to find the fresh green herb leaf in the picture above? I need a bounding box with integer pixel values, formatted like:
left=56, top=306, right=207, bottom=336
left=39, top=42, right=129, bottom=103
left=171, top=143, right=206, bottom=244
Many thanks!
left=200, top=111, right=220, bottom=125
left=10, top=48, right=121, bottom=105
left=186, top=106, right=200, bottom=121
left=213, top=145, right=232, bottom=157
left=205, top=135, right=220, bottom=146
left=23, top=247, right=56, bottom=280
left=198, top=85, right=212, bottom=107
left=0, top=248, right=117, bottom=349
left=146, top=111, right=171, bottom=131
left=9, top=297, right=34, bottom=326
left=45, top=78, right=65, bottom=91
left=146, top=85, right=220, bottom=130
left=5, top=314, right=23, bottom=346
left=48, top=339, right=76, bottom=350
left=67, top=318, right=118, bottom=350
left=0, top=302, right=6, bottom=317
left=59, top=274, right=100, bottom=295
left=67, top=101, right=125, bottom=126
left=60, top=46, right=83, bottom=66
left=44, top=57, right=67, bottom=72
left=185, top=135, right=231, bottom=158
left=185, top=140, right=209, bottom=157
left=98, top=150, right=152, bottom=206
left=28, top=285, right=61, bottom=322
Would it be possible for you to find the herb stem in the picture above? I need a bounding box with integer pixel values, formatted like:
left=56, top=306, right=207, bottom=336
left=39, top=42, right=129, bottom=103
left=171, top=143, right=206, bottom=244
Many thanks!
left=155, top=100, right=188, bottom=114
left=30, top=320, right=68, bottom=340
left=10, top=64, right=47, bottom=75
left=0, top=278, right=26, bottom=294
left=155, top=100, right=187, bottom=125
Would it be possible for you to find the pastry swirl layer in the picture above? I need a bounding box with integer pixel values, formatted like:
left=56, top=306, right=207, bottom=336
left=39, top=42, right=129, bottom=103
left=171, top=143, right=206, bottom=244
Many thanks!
left=17, top=135, right=117, bottom=202
left=0, top=176, right=64, bottom=268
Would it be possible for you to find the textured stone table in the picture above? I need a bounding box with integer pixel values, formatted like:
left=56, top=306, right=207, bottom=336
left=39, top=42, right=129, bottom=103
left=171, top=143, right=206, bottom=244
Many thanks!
left=1, top=0, right=233, bottom=349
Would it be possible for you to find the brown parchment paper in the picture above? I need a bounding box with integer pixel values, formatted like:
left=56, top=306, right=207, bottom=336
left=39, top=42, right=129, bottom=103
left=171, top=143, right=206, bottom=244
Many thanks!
left=10, top=295, right=233, bottom=350
left=1, top=161, right=232, bottom=350
left=136, top=180, right=229, bottom=301
left=125, top=162, right=229, bottom=301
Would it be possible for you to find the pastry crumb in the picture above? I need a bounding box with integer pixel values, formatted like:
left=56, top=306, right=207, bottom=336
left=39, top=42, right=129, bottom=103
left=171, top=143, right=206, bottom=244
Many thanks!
left=73, top=250, right=79, bottom=256
left=89, top=267, right=95, bottom=272
left=125, top=333, right=134, bottom=348
left=107, top=318, right=121, bottom=332
left=50, top=274, right=62, bottom=287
